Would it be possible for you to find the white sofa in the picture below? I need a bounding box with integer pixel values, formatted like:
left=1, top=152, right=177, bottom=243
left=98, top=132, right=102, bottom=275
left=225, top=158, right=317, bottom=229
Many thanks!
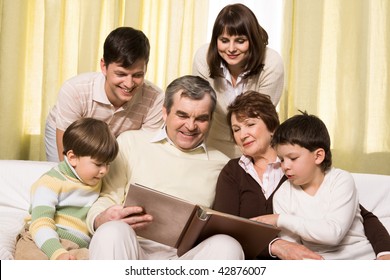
left=0, top=160, right=389, bottom=260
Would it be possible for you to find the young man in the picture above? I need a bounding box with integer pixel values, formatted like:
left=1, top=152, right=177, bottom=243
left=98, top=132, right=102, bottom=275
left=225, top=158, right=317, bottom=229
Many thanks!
left=45, top=26, right=164, bottom=162
left=15, top=118, right=118, bottom=260
left=86, top=75, right=244, bottom=260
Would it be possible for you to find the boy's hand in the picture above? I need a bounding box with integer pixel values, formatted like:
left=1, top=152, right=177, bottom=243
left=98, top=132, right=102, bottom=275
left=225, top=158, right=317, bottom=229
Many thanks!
left=56, top=252, right=76, bottom=260
left=251, top=214, right=279, bottom=227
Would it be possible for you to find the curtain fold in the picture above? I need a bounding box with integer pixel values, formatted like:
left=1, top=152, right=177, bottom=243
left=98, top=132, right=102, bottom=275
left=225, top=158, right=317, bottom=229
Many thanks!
left=1, top=1, right=33, bottom=159
left=280, top=0, right=390, bottom=174
left=0, top=0, right=183, bottom=160
left=140, top=0, right=208, bottom=88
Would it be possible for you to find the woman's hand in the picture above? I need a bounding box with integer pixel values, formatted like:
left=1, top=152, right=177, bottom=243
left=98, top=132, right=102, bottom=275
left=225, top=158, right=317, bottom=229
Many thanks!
left=271, top=239, right=324, bottom=260
left=377, top=254, right=390, bottom=260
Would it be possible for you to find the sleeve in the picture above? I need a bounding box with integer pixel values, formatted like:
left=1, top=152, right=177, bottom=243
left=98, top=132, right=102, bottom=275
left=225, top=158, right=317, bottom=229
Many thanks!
left=275, top=171, right=358, bottom=246
left=54, top=79, right=85, bottom=131
left=272, top=182, right=303, bottom=245
left=29, top=174, right=68, bottom=259
left=360, top=204, right=390, bottom=255
left=86, top=134, right=131, bottom=234
left=141, top=84, right=164, bottom=131
left=212, top=162, right=241, bottom=216
left=192, top=44, right=211, bottom=80
left=256, top=47, right=284, bottom=106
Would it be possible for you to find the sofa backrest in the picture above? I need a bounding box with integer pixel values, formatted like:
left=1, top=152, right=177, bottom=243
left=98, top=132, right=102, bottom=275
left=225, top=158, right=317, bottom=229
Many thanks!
left=352, top=172, right=390, bottom=232
left=0, top=160, right=56, bottom=213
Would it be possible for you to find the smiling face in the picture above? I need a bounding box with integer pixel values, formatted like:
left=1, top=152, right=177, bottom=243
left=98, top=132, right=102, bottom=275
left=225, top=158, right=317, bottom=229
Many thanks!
left=162, top=91, right=212, bottom=151
left=217, top=31, right=249, bottom=70
left=231, top=114, right=273, bottom=158
left=101, top=59, right=146, bottom=109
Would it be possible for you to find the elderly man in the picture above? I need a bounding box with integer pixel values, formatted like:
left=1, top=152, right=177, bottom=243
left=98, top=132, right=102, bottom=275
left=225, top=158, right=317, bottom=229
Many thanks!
left=86, top=75, right=244, bottom=260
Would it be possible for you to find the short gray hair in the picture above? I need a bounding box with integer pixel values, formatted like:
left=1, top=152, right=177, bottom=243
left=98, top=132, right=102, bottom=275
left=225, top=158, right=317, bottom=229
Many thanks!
left=163, top=75, right=217, bottom=115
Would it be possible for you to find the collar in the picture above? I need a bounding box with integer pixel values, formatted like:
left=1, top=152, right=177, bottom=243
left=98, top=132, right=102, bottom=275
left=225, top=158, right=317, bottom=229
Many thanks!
left=62, top=156, right=85, bottom=183
left=150, top=125, right=208, bottom=154
left=238, top=154, right=281, bottom=171
left=92, top=73, right=112, bottom=105
left=220, top=63, right=249, bottom=85
left=93, top=72, right=143, bottom=109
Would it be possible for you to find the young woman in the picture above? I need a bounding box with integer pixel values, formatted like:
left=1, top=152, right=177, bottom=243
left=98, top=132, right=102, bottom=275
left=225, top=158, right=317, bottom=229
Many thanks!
left=192, top=3, right=284, bottom=158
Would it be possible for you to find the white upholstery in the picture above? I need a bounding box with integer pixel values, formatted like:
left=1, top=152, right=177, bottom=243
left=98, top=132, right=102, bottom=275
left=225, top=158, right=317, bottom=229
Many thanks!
left=0, top=160, right=389, bottom=259
left=352, top=173, right=390, bottom=231
left=0, top=160, right=56, bottom=259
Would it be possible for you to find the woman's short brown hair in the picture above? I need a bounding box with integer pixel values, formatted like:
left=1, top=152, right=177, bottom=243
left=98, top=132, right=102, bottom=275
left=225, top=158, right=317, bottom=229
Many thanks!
left=227, top=91, right=279, bottom=138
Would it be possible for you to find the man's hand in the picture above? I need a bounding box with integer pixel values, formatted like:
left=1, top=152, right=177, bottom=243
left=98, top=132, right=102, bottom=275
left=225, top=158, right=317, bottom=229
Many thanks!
left=271, top=239, right=324, bottom=260
left=94, top=205, right=153, bottom=230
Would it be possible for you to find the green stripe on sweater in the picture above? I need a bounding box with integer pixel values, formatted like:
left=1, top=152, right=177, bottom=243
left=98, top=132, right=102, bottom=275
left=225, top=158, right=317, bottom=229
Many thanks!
left=41, top=238, right=64, bottom=259
left=31, top=205, right=55, bottom=220
left=56, top=206, right=90, bottom=220
left=57, top=228, right=89, bottom=248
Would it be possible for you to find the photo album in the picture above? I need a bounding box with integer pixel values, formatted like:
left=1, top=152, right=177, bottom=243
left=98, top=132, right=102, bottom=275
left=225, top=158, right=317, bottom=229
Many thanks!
left=124, top=183, right=280, bottom=259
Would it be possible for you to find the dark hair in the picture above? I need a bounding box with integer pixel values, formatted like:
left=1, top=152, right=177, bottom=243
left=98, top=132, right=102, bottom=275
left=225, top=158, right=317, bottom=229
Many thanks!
left=207, top=3, right=268, bottom=79
left=103, top=26, right=150, bottom=68
left=163, top=75, right=217, bottom=115
left=227, top=91, right=279, bottom=138
left=271, top=111, right=332, bottom=172
left=63, top=118, right=119, bottom=164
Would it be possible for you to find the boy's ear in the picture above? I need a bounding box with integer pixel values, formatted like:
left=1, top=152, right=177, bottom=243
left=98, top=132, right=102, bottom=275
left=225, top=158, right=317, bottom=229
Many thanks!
left=66, top=150, right=78, bottom=167
left=314, top=148, right=325, bottom=165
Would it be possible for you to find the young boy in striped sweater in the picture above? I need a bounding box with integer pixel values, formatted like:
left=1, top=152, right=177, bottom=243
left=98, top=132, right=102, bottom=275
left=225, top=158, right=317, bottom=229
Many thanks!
left=15, top=118, right=118, bottom=260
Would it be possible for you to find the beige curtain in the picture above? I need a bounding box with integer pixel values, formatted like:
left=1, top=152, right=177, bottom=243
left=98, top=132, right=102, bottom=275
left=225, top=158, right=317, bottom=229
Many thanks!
left=0, top=0, right=208, bottom=160
left=2, top=0, right=389, bottom=175
left=280, top=0, right=390, bottom=175
left=140, top=0, right=208, bottom=87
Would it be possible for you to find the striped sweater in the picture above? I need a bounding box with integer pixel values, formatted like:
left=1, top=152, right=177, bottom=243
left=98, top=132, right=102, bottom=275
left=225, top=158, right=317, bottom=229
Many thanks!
left=28, top=160, right=101, bottom=260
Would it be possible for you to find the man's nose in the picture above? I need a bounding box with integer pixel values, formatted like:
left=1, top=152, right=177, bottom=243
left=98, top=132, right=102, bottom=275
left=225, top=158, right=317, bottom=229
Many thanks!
left=123, top=76, right=134, bottom=88
left=185, top=119, right=197, bottom=130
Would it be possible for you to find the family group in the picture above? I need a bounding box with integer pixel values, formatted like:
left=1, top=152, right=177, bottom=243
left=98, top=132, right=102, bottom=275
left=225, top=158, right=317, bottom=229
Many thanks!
left=15, top=4, right=390, bottom=260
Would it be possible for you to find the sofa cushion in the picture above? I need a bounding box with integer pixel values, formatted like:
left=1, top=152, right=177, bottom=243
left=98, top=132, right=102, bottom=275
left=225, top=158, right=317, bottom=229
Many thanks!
left=0, top=160, right=56, bottom=259
left=0, top=160, right=389, bottom=259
